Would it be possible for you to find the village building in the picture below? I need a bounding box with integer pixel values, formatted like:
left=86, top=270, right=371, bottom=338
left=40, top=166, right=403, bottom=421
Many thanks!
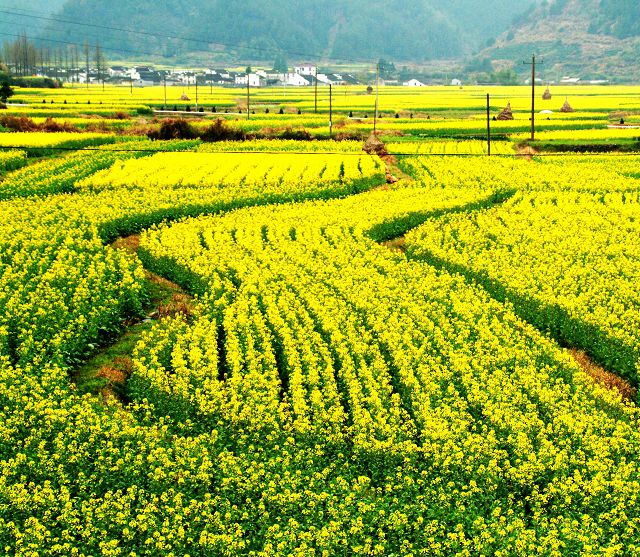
left=403, top=78, right=426, bottom=87
left=294, top=64, right=317, bottom=76
left=234, top=73, right=266, bottom=87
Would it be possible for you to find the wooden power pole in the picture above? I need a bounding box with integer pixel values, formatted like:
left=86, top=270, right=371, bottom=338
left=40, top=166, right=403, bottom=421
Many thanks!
left=314, top=63, right=318, bottom=114
left=486, top=93, right=491, bottom=157
left=246, top=71, right=250, bottom=121
left=329, top=83, right=333, bottom=138
left=374, top=61, right=380, bottom=133
left=523, top=54, right=543, bottom=141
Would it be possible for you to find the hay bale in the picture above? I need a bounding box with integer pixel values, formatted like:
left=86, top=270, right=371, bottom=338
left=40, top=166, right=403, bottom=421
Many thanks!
left=363, top=133, right=389, bottom=157
left=497, top=102, right=514, bottom=121
left=180, top=93, right=191, bottom=101
left=560, top=97, right=574, bottom=113
left=542, top=87, right=552, bottom=100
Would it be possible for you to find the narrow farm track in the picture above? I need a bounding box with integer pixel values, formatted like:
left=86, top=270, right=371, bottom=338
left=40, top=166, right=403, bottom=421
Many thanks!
left=74, top=234, right=195, bottom=401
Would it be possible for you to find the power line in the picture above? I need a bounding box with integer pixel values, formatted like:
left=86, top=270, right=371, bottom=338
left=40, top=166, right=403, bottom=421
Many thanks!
left=0, top=30, right=160, bottom=59
left=0, top=5, right=375, bottom=65
left=0, top=144, right=639, bottom=158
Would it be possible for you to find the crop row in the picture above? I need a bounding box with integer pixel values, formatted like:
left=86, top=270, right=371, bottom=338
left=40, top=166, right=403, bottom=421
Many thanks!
left=125, top=184, right=640, bottom=554
left=0, top=131, right=119, bottom=155
left=386, top=140, right=513, bottom=155
left=402, top=153, right=640, bottom=193
left=78, top=151, right=384, bottom=198
left=0, top=140, right=200, bottom=200
left=0, top=150, right=27, bottom=174
left=197, top=138, right=364, bottom=153
left=405, top=190, right=640, bottom=383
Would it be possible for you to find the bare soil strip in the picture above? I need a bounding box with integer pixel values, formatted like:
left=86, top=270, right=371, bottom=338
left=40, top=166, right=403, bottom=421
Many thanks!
left=74, top=235, right=195, bottom=402
left=570, top=348, right=637, bottom=402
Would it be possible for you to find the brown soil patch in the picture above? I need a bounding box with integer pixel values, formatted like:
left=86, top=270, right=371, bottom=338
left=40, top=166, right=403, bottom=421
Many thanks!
left=96, top=356, right=134, bottom=402
left=381, top=236, right=407, bottom=253
left=363, top=132, right=389, bottom=157
left=517, top=145, right=538, bottom=160
left=97, top=356, right=133, bottom=385
left=146, top=272, right=183, bottom=292
left=112, top=234, right=141, bottom=253
left=570, top=349, right=637, bottom=402
left=156, top=293, right=195, bottom=319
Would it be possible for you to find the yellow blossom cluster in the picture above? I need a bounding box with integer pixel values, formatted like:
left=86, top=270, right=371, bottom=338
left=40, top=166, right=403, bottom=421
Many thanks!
left=0, top=131, right=117, bottom=152
left=0, top=150, right=27, bottom=173
left=77, top=151, right=384, bottom=197
left=386, top=141, right=514, bottom=155
left=0, top=137, right=639, bottom=555
left=406, top=189, right=640, bottom=382
left=127, top=182, right=640, bottom=554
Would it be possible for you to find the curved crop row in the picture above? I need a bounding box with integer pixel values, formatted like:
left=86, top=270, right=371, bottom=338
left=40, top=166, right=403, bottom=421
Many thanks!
left=0, top=139, right=200, bottom=200
left=125, top=185, right=640, bottom=554
left=198, top=138, right=363, bottom=153
left=406, top=190, right=640, bottom=383
left=77, top=151, right=383, bottom=196
left=0, top=150, right=27, bottom=174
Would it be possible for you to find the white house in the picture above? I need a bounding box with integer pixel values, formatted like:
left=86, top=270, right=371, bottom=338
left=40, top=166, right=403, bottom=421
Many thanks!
left=403, top=79, right=425, bottom=87
left=125, top=68, right=140, bottom=81
left=108, top=66, right=128, bottom=78
left=450, top=78, right=462, bottom=86
left=177, top=72, right=197, bottom=85
left=235, top=73, right=265, bottom=87
left=315, top=73, right=345, bottom=85
left=294, top=64, right=317, bottom=76
left=284, top=73, right=311, bottom=86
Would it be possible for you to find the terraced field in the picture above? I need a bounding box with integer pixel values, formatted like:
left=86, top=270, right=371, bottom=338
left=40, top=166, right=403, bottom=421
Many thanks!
left=2, top=85, right=640, bottom=555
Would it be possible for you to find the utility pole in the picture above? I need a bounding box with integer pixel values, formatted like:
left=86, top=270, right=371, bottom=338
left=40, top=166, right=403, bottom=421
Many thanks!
left=314, top=63, right=318, bottom=114
left=486, top=93, right=491, bottom=157
left=523, top=54, right=543, bottom=141
left=195, top=73, right=199, bottom=110
left=329, top=83, right=333, bottom=138
left=95, top=43, right=105, bottom=92
left=163, top=74, right=167, bottom=106
left=64, top=48, right=69, bottom=84
left=247, top=70, right=250, bottom=121
left=374, top=61, right=380, bottom=133
left=83, top=40, right=89, bottom=90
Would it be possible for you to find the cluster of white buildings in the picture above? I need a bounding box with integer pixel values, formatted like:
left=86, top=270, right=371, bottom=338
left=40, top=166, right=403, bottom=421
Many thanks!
left=100, top=64, right=360, bottom=88
left=41, top=62, right=444, bottom=89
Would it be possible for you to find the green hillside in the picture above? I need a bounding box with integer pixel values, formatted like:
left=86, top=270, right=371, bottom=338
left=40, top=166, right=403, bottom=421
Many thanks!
left=0, top=1, right=66, bottom=41
left=38, top=0, right=535, bottom=63
left=474, top=0, right=640, bottom=82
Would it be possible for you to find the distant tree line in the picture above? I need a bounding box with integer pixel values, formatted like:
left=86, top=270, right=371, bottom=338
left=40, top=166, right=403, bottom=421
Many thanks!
left=0, top=33, right=108, bottom=87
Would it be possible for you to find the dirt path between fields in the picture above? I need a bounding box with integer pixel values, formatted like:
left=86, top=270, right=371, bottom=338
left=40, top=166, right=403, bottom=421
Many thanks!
left=73, top=234, right=195, bottom=402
